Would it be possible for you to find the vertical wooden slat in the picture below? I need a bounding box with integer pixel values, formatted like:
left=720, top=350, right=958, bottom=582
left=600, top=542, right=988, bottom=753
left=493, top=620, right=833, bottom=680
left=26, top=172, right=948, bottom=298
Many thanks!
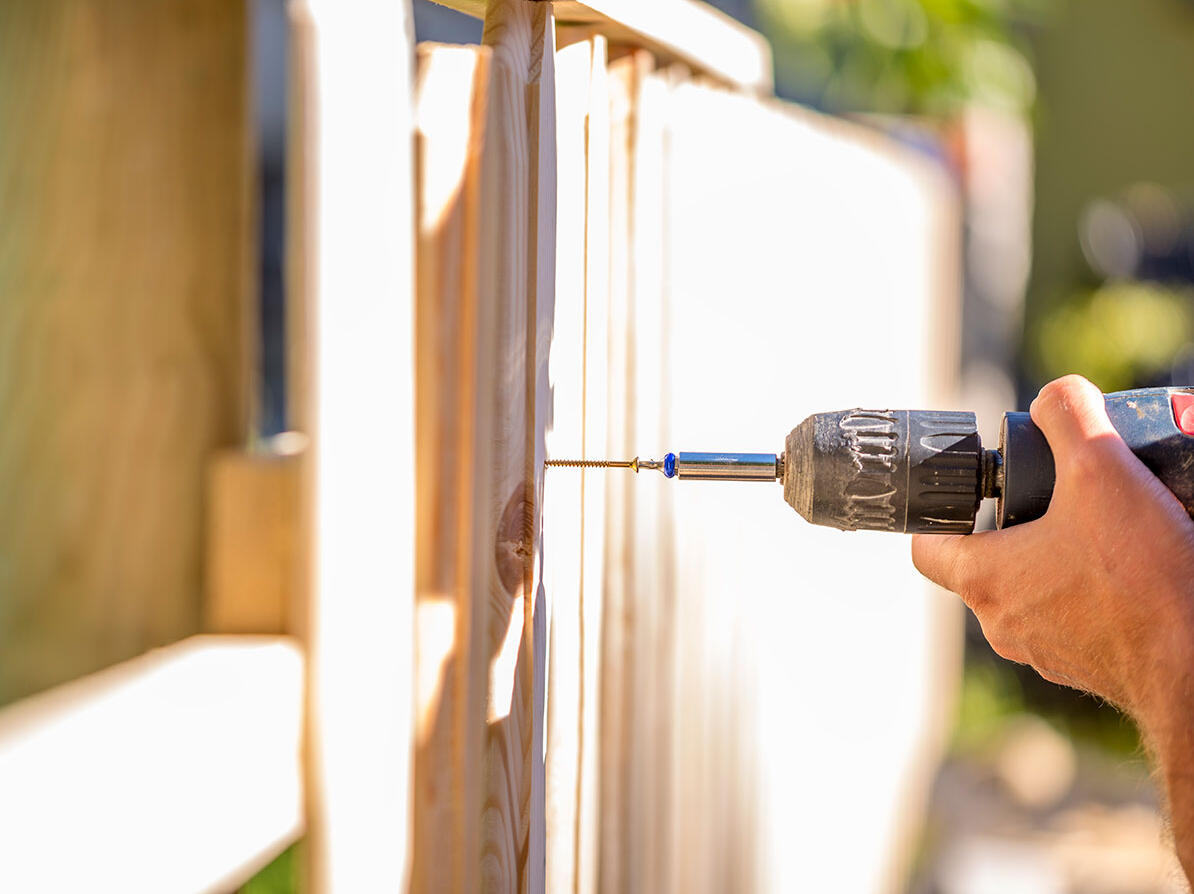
left=627, top=59, right=674, bottom=894
left=597, top=50, right=641, bottom=894
left=541, top=32, right=618, bottom=894
left=528, top=15, right=556, bottom=889
left=578, top=34, right=611, bottom=894
left=595, top=48, right=679, bottom=894
left=543, top=34, right=592, bottom=894
left=0, top=0, right=252, bottom=704
left=412, top=4, right=556, bottom=886
left=474, top=1, right=555, bottom=888
left=295, top=0, right=417, bottom=889
left=412, top=42, right=491, bottom=894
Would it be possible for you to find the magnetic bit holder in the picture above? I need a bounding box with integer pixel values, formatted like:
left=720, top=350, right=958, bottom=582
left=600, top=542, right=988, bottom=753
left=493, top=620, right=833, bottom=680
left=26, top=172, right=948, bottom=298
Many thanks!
left=545, top=452, right=783, bottom=483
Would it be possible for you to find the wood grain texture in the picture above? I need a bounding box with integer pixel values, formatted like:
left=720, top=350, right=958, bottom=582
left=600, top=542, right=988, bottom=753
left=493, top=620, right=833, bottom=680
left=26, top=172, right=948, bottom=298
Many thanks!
left=413, top=3, right=555, bottom=890
left=0, top=0, right=251, bottom=704
left=413, top=42, right=491, bottom=894
left=295, top=0, right=418, bottom=890
left=475, top=2, right=555, bottom=889
left=528, top=19, right=556, bottom=888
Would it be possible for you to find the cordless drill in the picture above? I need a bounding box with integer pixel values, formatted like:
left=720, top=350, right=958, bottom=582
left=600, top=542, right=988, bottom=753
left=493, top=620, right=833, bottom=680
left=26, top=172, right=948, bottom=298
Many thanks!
left=546, top=386, right=1194, bottom=533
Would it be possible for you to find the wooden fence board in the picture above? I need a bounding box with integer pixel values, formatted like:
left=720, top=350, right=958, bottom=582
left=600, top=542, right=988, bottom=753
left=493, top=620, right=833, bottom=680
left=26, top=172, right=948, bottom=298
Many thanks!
left=413, top=42, right=491, bottom=894
left=412, top=5, right=557, bottom=887
left=473, top=1, right=556, bottom=889
left=0, top=0, right=251, bottom=704
left=596, top=50, right=640, bottom=894
left=544, top=35, right=592, bottom=894
left=295, top=1, right=418, bottom=889
left=542, top=33, right=612, bottom=894
left=577, top=34, right=612, bottom=894
left=626, top=59, right=675, bottom=894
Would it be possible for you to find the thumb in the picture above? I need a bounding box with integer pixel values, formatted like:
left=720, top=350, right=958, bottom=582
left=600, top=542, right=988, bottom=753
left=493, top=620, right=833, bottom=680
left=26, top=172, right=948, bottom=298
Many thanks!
left=910, top=534, right=970, bottom=593
left=1028, top=375, right=1118, bottom=467
left=911, top=528, right=1030, bottom=607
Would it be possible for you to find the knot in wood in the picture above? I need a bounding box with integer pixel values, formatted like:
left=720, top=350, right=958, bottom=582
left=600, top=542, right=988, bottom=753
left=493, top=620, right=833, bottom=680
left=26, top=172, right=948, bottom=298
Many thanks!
left=495, top=484, right=533, bottom=596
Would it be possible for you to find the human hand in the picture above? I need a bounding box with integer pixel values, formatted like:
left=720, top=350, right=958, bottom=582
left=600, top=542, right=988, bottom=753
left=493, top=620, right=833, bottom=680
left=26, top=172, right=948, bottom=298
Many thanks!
left=912, top=375, right=1194, bottom=880
left=911, top=375, right=1194, bottom=722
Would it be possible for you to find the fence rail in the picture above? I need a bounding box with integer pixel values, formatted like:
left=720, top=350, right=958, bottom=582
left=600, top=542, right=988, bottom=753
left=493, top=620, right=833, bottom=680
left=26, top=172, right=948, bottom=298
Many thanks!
left=0, top=637, right=303, bottom=892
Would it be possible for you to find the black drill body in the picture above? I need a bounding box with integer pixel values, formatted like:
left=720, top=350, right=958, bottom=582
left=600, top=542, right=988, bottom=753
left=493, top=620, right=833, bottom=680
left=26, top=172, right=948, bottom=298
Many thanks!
left=782, top=386, right=1194, bottom=534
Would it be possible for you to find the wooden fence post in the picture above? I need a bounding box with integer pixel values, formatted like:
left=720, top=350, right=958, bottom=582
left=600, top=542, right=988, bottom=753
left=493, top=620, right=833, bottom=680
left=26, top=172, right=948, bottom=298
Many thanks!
left=0, top=0, right=252, bottom=704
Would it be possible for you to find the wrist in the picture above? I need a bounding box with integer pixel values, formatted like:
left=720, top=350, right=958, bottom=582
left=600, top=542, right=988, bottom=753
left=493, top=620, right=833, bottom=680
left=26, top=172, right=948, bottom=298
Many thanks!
left=1152, top=707, right=1194, bottom=881
left=1147, top=676, right=1194, bottom=784
left=1132, top=599, right=1194, bottom=878
left=1129, top=589, right=1194, bottom=734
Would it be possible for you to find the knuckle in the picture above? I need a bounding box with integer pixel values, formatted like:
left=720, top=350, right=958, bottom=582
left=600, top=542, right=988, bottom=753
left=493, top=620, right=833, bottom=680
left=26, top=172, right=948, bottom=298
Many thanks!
left=1036, top=376, right=1075, bottom=409
left=1030, top=386, right=1065, bottom=430
left=1034, top=375, right=1100, bottom=420
left=1049, top=374, right=1096, bottom=400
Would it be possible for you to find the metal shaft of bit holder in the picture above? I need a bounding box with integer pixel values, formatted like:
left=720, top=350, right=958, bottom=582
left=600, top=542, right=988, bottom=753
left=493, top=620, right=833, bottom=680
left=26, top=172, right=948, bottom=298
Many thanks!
left=546, top=452, right=782, bottom=482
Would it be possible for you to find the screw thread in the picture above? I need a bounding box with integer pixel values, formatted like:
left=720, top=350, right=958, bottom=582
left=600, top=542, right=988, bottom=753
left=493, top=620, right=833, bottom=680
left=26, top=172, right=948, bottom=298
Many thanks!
left=545, top=459, right=622, bottom=468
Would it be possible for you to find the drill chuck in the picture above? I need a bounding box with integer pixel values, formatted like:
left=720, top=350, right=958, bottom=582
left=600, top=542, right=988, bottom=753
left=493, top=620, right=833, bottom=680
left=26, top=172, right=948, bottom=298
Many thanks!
left=782, top=409, right=984, bottom=533
left=781, top=387, right=1194, bottom=534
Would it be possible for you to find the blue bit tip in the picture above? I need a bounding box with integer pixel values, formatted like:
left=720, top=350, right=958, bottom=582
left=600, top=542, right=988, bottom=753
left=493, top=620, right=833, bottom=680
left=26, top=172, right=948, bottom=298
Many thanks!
left=663, top=453, right=677, bottom=478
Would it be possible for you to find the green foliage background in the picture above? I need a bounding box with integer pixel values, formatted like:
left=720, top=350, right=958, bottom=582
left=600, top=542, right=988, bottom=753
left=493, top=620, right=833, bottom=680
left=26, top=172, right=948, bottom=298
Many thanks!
left=755, top=0, right=1048, bottom=117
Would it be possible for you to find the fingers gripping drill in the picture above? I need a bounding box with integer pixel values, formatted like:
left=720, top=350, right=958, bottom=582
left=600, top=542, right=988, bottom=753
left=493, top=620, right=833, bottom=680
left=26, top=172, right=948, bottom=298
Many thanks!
left=546, top=387, right=1194, bottom=534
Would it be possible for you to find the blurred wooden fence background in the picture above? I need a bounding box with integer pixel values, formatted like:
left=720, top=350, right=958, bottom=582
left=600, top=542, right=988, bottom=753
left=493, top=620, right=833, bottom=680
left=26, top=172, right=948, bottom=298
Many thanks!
left=0, top=0, right=961, bottom=891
